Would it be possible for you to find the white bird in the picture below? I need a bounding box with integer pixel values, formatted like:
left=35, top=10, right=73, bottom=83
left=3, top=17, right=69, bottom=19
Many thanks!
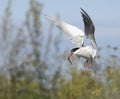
left=44, top=8, right=97, bottom=67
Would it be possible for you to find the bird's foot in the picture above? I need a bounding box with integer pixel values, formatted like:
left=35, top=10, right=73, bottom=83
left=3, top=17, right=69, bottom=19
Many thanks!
left=88, top=62, right=92, bottom=68
left=84, top=63, right=89, bottom=70
left=84, top=62, right=92, bottom=70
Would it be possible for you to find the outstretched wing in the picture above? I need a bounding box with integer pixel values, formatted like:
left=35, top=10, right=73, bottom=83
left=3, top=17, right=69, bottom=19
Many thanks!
left=44, top=14, right=85, bottom=47
left=81, top=8, right=97, bottom=48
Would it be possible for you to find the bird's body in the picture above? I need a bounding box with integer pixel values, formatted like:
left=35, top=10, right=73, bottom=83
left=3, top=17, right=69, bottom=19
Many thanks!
left=45, top=8, right=98, bottom=68
left=74, top=46, right=97, bottom=62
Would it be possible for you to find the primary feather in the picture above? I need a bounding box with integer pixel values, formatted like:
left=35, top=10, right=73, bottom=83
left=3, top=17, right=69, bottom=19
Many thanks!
left=81, top=8, right=97, bottom=49
left=44, top=14, right=85, bottom=47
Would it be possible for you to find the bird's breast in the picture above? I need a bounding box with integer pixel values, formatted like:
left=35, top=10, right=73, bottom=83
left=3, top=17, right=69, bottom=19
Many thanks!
left=74, top=46, right=97, bottom=60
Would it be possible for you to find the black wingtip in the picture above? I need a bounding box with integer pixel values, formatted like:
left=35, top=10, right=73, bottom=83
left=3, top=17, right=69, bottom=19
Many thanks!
left=80, top=8, right=85, bottom=17
left=80, top=8, right=84, bottom=12
left=80, top=8, right=88, bottom=18
left=80, top=8, right=84, bottom=13
left=80, top=8, right=86, bottom=13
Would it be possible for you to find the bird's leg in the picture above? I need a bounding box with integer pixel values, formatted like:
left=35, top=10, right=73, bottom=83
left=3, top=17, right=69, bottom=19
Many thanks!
left=84, top=62, right=87, bottom=68
left=83, top=60, right=93, bottom=70
left=84, top=60, right=89, bottom=69
left=87, top=61, right=92, bottom=67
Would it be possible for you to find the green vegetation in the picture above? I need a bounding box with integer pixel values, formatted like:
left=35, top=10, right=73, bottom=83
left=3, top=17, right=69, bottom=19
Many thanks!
left=0, top=0, right=120, bottom=99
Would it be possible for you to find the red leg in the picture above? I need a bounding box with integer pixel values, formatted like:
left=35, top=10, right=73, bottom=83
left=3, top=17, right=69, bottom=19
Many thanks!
left=84, top=63, right=87, bottom=68
left=84, top=61, right=93, bottom=70
left=88, top=61, right=92, bottom=68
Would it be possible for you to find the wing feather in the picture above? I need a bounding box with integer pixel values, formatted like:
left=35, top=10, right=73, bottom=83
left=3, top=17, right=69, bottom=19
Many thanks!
left=81, top=8, right=97, bottom=48
left=44, top=14, right=85, bottom=47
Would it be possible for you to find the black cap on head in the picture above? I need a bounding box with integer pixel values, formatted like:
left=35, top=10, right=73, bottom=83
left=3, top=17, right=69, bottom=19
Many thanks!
left=71, top=47, right=79, bottom=52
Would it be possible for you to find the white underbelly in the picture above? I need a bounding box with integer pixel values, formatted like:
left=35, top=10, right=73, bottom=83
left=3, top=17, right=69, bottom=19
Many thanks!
left=74, top=46, right=97, bottom=60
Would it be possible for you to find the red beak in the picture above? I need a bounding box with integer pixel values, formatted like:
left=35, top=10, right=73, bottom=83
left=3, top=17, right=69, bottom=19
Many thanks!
left=68, top=52, right=74, bottom=64
left=70, top=52, right=74, bottom=57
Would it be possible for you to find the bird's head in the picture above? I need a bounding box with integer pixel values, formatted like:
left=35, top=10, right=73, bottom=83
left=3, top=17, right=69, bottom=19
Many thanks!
left=68, top=47, right=79, bottom=64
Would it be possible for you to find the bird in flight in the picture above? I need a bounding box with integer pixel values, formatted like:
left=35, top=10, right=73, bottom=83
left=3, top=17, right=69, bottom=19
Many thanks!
left=44, top=8, right=97, bottom=68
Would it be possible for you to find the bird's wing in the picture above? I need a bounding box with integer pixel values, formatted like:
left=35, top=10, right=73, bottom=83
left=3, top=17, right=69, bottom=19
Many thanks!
left=44, top=14, right=85, bottom=47
left=81, top=8, right=97, bottom=48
